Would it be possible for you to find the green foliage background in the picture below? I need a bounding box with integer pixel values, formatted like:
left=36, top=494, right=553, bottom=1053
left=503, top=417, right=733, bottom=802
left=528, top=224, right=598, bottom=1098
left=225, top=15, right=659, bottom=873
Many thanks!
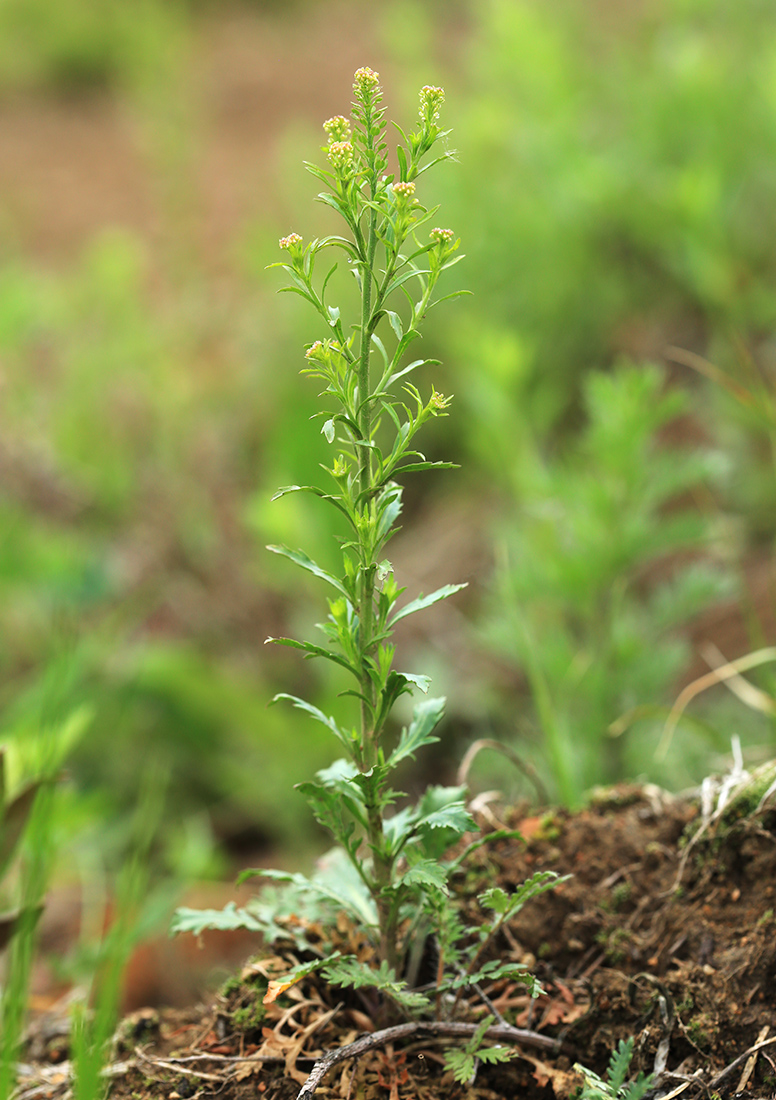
left=1, top=0, right=775, bottom=885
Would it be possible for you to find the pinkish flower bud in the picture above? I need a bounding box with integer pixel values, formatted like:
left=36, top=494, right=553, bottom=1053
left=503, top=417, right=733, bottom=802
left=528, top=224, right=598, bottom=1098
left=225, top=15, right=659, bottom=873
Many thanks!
left=393, top=181, right=417, bottom=205
left=353, top=67, right=381, bottom=100
left=327, top=140, right=354, bottom=173
left=279, top=233, right=303, bottom=250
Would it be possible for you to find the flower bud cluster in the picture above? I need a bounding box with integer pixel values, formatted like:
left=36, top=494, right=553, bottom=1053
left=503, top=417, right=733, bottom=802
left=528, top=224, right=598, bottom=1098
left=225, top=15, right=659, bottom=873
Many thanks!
left=353, top=66, right=381, bottom=100
left=428, top=386, right=453, bottom=414
left=279, top=233, right=303, bottom=250
left=430, top=227, right=454, bottom=245
left=327, top=140, right=354, bottom=174
left=279, top=232, right=305, bottom=270
left=393, top=181, right=416, bottom=206
left=419, top=85, right=445, bottom=127
left=323, top=115, right=351, bottom=142
left=304, top=339, right=347, bottom=380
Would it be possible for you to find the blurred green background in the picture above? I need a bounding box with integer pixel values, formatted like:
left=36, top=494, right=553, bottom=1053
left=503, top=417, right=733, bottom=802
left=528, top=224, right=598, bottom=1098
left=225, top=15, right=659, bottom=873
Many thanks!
left=2, top=0, right=776, bottom=897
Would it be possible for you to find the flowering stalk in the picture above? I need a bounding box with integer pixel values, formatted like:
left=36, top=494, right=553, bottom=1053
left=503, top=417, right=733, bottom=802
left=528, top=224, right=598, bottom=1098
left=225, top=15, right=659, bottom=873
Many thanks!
left=267, top=70, right=469, bottom=976
left=174, top=71, right=564, bottom=1032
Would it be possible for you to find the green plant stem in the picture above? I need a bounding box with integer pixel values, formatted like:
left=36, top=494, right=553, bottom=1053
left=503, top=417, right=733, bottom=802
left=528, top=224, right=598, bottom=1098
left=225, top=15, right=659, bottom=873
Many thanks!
left=358, top=199, right=378, bottom=761
left=355, top=190, right=400, bottom=972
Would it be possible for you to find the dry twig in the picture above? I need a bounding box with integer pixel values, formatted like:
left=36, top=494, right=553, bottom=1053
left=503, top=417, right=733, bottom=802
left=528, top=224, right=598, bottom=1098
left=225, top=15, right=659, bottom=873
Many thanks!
left=296, top=1019, right=570, bottom=1099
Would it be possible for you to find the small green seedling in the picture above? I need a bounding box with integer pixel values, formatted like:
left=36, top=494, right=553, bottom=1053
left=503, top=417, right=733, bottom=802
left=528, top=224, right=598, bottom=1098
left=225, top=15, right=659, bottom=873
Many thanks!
left=574, top=1037, right=654, bottom=1100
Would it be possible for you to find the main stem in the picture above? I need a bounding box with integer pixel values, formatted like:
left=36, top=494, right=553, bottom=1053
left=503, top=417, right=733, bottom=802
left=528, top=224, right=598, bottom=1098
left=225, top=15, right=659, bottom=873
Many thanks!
left=357, top=182, right=398, bottom=972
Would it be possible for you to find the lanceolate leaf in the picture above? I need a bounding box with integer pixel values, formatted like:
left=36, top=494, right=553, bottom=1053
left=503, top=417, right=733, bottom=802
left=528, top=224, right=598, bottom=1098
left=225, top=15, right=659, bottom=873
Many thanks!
left=269, top=485, right=351, bottom=521
left=388, top=697, right=446, bottom=767
left=394, top=460, right=458, bottom=474
left=265, top=638, right=359, bottom=678
left=389, top=583, right=468, bottom=626
left=270, top=693, right=350, bottom=748
left=266, top=545, right=349, bottom=597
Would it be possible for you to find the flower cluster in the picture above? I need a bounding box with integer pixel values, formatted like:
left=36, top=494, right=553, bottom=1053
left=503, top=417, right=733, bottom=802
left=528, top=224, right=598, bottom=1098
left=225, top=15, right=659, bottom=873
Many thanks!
left=428, top=386, right=453, bottom=413
left=419, top=85, right=445, bottom=126
left=327, top=140, right=354, bottom=174
left=279, top=233, right=303, bottom=250
left=430, top=227, right=455, bottom=245
left=324, top=115, right=351, bottom=142
left=393, top=181, right=416, bottom=206
left=353, top=66, right=380, bottom=99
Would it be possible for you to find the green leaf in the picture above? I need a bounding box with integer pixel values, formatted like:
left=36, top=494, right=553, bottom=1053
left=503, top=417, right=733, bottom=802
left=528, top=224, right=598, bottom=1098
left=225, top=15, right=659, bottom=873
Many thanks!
left=394, top=460, right=458, bottom=474
left=310, top=759, right=365, bottom=805
left=266, top=638, right=359, bottom=678
left=416, top=801, right=474, bottom=836
left=270, top=693, right=351, bottom=748
left=389, top=582, right=467, bottom=626
left=397, top=858, right=448, bottom=895
left=170, top=902, right=264, bottom=936
left=480, top=869, right=568, bottom=920
left=297, top=778, right=364, bottom=841
left=322, top=418, right=335, bottom=443
left=443, top=1016, right=514, bottom=1084
left=374, top=487, right=403, bottom=544
left=323, top=956, right=430, bottom=1011
left=388, top=696, right=446, bottom=767
left=385, top=310, right=403, bottom=340
left=402, top=672, right=431, bottom=693
left=444, top=960, right=534, bottom=991
left=385, top=266, right=430, bottom=297
left=413, top=785, right=476, bottom=857
left=608, top=1039, right=634, bottom=1094
left=269, top=485, right=351, bottom=521
left=311, top=847, right=378, bottom=926
left=266, top=545, right=349, bottom=597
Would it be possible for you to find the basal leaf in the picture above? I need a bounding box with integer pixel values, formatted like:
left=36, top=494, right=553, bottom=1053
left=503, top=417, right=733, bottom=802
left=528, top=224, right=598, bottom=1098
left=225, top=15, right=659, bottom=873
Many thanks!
left=170, top=901, right=264, bottom=936
left=310, top=847, right=378, bottom=926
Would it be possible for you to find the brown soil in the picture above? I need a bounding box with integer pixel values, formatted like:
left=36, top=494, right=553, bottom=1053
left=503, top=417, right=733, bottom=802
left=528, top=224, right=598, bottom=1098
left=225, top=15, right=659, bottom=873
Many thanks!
left=21, top=782, right=776, bottom=1100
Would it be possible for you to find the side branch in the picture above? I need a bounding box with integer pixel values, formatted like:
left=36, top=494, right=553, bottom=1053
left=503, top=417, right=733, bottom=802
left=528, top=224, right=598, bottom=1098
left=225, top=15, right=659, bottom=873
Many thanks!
left=296, top=1019, right=573, bottom=1098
